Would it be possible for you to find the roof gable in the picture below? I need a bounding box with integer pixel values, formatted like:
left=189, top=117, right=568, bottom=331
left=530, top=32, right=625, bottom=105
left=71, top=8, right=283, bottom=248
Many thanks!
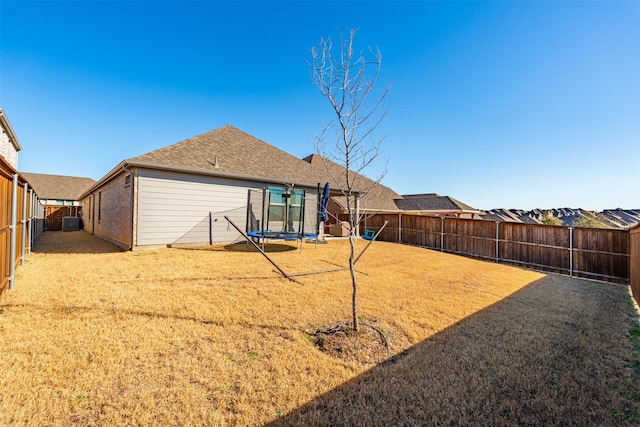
left=128, top=125, right=328, bottom=187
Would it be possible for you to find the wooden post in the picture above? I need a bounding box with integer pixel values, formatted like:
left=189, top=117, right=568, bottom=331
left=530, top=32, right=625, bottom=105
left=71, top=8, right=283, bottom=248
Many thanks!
left=630, top=225, right=640, bottom=305
left=209, top=212, right=213, bottom=245
left=569, top=227, right=574, bottom=277
left=495, top=221, right=500, bottom=262
left=21, top=182, right=27, bottom=265
left=27, top=189, right=33, bottom=256
left=355, top=194, right=361, bottom=237
left=9, top=174, right=18, bottom=290
left=440, top=216, right=445, bottom=252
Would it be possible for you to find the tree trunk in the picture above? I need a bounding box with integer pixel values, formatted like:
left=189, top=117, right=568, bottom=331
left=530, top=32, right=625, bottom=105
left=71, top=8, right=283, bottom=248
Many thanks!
left=349, top=218, right=359, bottom=332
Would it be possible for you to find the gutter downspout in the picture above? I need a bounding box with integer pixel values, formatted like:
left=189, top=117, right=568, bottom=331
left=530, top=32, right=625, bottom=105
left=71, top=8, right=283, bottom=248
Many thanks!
left=123, top=164, right=135, bottom=250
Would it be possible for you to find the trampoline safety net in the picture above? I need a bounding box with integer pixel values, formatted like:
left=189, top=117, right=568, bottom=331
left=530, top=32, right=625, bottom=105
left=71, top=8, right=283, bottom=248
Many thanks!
left=170, top=187, right=319, bottom=247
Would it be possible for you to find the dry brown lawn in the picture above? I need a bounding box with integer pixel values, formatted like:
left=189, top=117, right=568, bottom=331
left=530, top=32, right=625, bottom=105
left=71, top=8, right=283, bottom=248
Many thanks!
left=1, top=231, right=638, bottom=426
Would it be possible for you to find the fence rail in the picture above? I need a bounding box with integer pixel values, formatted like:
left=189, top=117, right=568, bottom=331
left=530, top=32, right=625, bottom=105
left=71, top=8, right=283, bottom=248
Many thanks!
left=1, top=156, right=45, bottom=295
left=356, top=213, right=630, bottom=284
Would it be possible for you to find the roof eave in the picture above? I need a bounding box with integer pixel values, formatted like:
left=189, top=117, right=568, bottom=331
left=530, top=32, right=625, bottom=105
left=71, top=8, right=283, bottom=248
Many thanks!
left=420, top=209, right=484, bottom=214
left=407, top=209, right=485, bottom=215
left=78, top=160, right=128, bottom=199
left=127, top=159, right=330, bottom=190
left=80, top=159, right=349, bottom=198
left=0, top=109, right=22, bottom=152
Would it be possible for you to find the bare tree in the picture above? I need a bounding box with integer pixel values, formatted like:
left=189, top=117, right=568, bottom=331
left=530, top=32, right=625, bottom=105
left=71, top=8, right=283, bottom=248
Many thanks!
left=310, top=29, right=390, bottom=332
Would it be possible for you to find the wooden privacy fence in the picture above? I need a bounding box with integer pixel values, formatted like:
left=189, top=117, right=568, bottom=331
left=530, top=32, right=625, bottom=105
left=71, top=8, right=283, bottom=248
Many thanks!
left=1, top=156, right=45, bottom=295
left=358, top=213, right=631, bottom=284
left=631, top=225, right=640, bottom=304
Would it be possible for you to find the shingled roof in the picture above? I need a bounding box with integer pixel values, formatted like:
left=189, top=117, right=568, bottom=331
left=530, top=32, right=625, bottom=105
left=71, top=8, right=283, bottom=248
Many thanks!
left=394, top=193, right=481, bottom=213
left=21, top=172, right=95, bottom=201
left=302, top=154, right=402, bottom=212
left=128, top=125, right=330, bottom=188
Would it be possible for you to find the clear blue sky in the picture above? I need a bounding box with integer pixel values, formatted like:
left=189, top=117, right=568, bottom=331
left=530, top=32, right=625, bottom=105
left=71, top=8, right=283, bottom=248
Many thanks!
left=1, top=1, right=638, bottom=210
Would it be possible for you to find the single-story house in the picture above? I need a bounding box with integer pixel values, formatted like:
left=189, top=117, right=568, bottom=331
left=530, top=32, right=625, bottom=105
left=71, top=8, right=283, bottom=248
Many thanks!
left=80, top=124, right=486, bottom=249
left=79, top=125, right=343, bottom=250
left=21, top=173, right=95, bottom=231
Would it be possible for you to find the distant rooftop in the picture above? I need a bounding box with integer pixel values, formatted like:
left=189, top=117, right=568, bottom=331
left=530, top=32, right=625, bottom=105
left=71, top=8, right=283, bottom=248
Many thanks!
left=21, top=172, right=95, bottom=201
left=395, top=193, right=480, bottom=213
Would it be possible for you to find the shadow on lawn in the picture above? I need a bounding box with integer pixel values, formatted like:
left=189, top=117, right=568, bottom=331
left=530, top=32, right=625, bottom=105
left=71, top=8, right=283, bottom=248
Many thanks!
left=0, top=302, right=292, bottom=333
left=31, top=231, right=124, bottom=254
left=223, top=242, right=297, bottom=253
left=268, top=275, right=640, bottom=426
left=170, top=242, right=298, bottom=253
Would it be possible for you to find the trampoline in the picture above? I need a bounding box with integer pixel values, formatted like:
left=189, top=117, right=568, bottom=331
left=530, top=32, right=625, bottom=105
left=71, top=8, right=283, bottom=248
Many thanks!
left=245, top=185, right=325, bottom=244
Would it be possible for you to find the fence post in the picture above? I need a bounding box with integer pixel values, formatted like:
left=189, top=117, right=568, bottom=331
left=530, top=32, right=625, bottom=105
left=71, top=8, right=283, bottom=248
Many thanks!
left=569, top=227, right=574, bottom=277
left=28, top=189, right=33, bottom=255
left=496, top=221, right=500, bottom=262
left=9, top=174, right=18, bottom=290
left=440, top=216, right=445, bottom=252
left=21, top=182, right=28, bottom=265
left=209, top=211, right=213, bottom=245
left=398, top=213, right=402, bottom=244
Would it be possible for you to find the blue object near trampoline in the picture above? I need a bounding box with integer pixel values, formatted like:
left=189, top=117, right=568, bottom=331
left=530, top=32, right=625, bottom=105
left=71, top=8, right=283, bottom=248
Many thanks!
left=362, top=229, right=376, bottom=240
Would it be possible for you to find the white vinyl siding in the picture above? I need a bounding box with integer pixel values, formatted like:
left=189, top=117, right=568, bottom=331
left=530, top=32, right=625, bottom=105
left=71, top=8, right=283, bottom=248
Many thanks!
left=136, top=169, right=260, bottom=246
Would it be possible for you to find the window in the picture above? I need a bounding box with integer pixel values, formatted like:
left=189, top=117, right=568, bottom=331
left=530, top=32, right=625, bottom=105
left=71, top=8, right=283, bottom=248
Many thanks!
left=268, top=189, right=285, bottom=223
left=288, top=192, right=303, bottom=223
left=266, top=187, right=304, bottom=230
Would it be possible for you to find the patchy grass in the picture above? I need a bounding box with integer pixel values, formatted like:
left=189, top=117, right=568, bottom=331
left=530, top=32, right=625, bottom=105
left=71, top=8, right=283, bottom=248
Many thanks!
left=0, top=231, right=638, bottom=426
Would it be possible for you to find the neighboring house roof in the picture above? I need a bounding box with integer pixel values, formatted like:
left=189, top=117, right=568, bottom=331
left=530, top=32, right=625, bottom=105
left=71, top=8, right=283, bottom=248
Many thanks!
left=0, top=108, right=22, bottom=152
left=395, top=193, right=482, bottom=215
left=481, top=208, right=527, bottom=223
left=600, top=208, right=640, bottom=229
left=126, top=125, right=331, bottom=188
left=302, top=153, right=402, bottom=212
left=21, top=172, right=95, bottom=201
